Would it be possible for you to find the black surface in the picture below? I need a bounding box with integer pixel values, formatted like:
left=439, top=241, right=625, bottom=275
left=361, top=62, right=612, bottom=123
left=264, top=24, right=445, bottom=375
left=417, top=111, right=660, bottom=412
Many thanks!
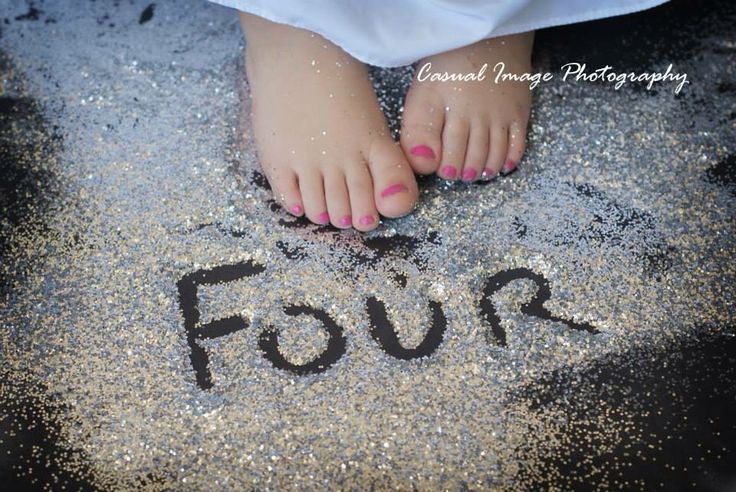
left=516, top=328, right=736, bottom=491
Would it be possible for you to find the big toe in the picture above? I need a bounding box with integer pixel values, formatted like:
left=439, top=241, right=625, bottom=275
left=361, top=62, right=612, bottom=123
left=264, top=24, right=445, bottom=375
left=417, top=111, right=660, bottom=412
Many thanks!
left=400, top=89, right=443, bottom=175
left=367, top=137, right=419, bottom=218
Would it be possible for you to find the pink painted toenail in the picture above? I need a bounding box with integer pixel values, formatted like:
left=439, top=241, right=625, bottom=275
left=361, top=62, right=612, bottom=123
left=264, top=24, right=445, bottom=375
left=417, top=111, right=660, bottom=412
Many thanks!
left=290, top=204, right=303, bottom=215
left=339, top=215, right=352, bottom=227
left=462, top=169, right=477, bottom=181
left=410, top=145, right=436, bottom=159
left=318, top=212, right=330, bottom=224
left=381, top=184, right=408, bottom=197
left=441, top=165, right=457, bottom=178
left=482, top=168, right=498, bottom=179
left=503, top=159, right=517, bottom=173
left=359, top=215, right=375, bottom=225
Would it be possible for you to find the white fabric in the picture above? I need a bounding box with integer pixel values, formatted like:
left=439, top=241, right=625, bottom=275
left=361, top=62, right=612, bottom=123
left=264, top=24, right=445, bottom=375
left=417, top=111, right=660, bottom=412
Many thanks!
left=208, top=0, right=669, bottom=67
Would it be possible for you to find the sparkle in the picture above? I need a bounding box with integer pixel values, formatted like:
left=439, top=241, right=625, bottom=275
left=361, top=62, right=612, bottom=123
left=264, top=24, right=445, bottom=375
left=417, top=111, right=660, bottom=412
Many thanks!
left=0, top=4, right=733, bottom=492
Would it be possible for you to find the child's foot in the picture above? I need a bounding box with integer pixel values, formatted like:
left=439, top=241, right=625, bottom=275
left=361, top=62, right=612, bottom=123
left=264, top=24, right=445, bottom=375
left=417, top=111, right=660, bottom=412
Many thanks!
left=240, top=13, right=418, bottom=231
left=400, top=33, right=534, bottom=182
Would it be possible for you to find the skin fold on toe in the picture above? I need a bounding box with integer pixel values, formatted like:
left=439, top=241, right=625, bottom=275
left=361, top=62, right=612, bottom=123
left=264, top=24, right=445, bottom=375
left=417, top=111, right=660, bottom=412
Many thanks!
left=400, top=32, right=534, bottom=182
left=239, top=13, right=418, bottom=231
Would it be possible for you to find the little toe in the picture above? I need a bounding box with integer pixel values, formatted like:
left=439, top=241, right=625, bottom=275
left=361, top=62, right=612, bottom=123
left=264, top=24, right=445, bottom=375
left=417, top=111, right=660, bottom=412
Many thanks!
left=504, top=119, right=528, bottom=174
left=297, top=170, right=329, bottom=225
left=485, top=125, right=508, bottom=178
left=400, top=92, right=444, bottom=175
left=268, top=167, right=304, bottom=216
left=439, top=116, right=469, bottom=180
left=346, top=164, right=380, bottom=231
left=461, top=120, right=490, bottom=182
left=324, top=171, right=353, bottom=229
left=367, top=138, right=419, bottom=218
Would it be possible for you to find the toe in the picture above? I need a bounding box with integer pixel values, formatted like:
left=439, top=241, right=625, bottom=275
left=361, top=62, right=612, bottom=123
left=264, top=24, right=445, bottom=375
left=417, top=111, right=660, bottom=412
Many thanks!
left=324, top=171, right=353, bottom=229
left=266, top=166, right=304, bottom=216
left=400, top=90, right=444, bottom=175
left=461, top=119, right=490, bottom=182
left=297, top=170, right=329, bottom=225
left=504, top=119, right=528, bottom=174
left=346, top=163, right=380, bottom=232
left=485, top=124, right=508, bottom=178
left=439, top=115, right=469, bottom=180
left=367, top=138, right=419, bottom=218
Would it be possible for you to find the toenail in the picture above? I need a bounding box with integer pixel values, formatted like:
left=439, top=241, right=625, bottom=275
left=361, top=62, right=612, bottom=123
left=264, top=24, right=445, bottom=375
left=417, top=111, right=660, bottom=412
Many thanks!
left=339, top=215, right=352, bottom=227
left=462, top=169, right=477, bottom=181
left=482, top=168, right=498, bottom=179
left=381, top=184, right=408, bottom=198
left=318, top=212, right=330, bottom=224
left=441, top=165, right=457, bottom=178
left=501, top=159, right=517, bottom=175
left=290, top=204, right=303, bottom=215
left=359, top=214, right=375, bottom=225
left=410, top=145, right=436, bottom=159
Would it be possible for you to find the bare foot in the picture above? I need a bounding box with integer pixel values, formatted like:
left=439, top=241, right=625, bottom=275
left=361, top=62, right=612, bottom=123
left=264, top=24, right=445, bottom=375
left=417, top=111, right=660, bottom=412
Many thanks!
left=240, top=13, right=419, bottom=231
left=400, top=33, right=534, bottom=182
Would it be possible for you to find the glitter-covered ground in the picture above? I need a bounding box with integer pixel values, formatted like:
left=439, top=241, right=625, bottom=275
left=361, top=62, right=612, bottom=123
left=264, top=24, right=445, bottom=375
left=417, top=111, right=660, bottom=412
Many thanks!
left=1, top=0, right=734, bottom=490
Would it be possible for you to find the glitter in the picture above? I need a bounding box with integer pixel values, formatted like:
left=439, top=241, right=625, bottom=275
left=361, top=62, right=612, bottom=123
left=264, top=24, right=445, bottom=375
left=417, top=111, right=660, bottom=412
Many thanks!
left=0, top=2, right=734, bottom=490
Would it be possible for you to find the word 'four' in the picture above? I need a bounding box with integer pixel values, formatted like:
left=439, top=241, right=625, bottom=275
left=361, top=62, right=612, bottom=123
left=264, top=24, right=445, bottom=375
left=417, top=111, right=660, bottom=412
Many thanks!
left=177, top=260, right=598, bottom=390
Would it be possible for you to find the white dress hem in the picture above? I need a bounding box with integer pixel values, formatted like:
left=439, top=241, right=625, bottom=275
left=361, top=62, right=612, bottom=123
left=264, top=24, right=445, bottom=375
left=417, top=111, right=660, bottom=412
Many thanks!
left=209, top=0, right=669, bottom=68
